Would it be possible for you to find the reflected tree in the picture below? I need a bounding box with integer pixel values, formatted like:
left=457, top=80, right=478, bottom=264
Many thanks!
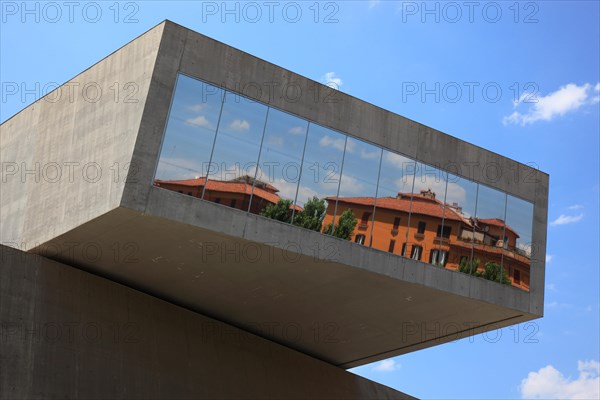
left=293, top=197, right=326, bottom=231
left=324, top=209, right=358, bottom=240
left=459, top=258, right=510, bottom=285
left=260, top=199, right=293, bottom=223
left=459, top=257, right=480, bottom=275
left=480, top=262, right=511, bottom=285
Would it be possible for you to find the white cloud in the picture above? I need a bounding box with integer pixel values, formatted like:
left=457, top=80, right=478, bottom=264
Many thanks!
left=319, top=135, right=352, bottom=152
left=289, top=126, right=306, bottom=135
left=550, top=214, right=583, bottom=226
left=229, top=119, right=250, bottom=132
left=546, top=282, right=557, bottom=292
left=368, top=0, right=381, bottom=8
left=322, top=72, right=343, bottom=89
left=593, top=83, right=600, bottom=103
left=267, top=135, right=284, bottom=147
left=373, top=359, right=400, bottom=372
left=187, top=103, right=207, bottom=112
left=520, top=360, right=600, bottom=399
left=360, top=148, right=381, bottom=160
left=503, top=83, right=598, bottom=126
left=338, top=173, right=365, bottom=196
left=185, top=115, right=211, bottom=128
left=568, top=204, right=584, bottom=210
left=384, top=151, right=415, bottom=171
left=517, top=242, right=532, bottom=257
left=294, top=184, right=322, bottom=207
left=546, top=254, right=553, bottom=263
left=155, top=156, right=205, bottom=180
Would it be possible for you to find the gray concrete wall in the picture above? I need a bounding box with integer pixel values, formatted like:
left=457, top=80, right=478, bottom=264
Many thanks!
left=0, top=245, right=412, bottom=399
left=0, top=23, right=164, bottom=248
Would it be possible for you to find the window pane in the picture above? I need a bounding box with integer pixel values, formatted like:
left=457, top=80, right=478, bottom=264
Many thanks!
left=205, top=91, right=268, bottom=211
left=252, top=108, right=308, bottom=219
left=474, top=184, right=508, bottom=285
left=296, top=124, right=346, bottom=236
left=406, top=162, right=448, bottom=265
left=445, top=173, right=478, bottom=274
left=154, top=75, right=224, bottom=197
left=334, top=137, right=382, bottom=245
left=504, top=195, right=533, bottom=291
left=373, top=150, right=416, bottom=256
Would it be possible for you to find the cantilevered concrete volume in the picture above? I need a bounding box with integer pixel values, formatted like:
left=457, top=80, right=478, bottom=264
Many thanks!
left=0, top=20, right=548, bottom=399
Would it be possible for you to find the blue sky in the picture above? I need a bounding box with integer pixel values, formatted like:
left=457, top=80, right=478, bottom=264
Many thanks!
left=1, top=1, right=598, bottom=398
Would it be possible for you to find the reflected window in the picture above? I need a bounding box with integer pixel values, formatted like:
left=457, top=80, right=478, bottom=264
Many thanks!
left=359, top=212, right=371, bottom=229
left=355, top=234, right=366, bottom=245
left=417, top=221, right=426, bottom=234
left=436, top=225, right=451, bottom=239
left=430, top=249, right=449, bottom=266
left=393, top=217, right=401, bottom=231
left=411, top=245, right=422, bottom=260
left=514, top=269, right=521, bottom=285
left=388, top=239, right=396, bottom=253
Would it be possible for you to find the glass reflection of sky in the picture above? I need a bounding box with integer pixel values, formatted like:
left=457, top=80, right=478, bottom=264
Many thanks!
left=476, top=183, right=507, bottom=222
left=377, top=150, right=416, bottom=198
left=295, top=124, right=345, bottom=207
left=257, top=108, right=308, bottom=202
left=412, top=162, right=448, bottom=202
left=155, top=75, right=224, bottom=180
left=505, top=195, right=534, bottom=248
left=154, top=73, right=534, bottom=248
left=207, top=91, right=268, bottom=181
left=446, top=174, right=478, bottom=217
left=338, top=137, right=381, bottom=199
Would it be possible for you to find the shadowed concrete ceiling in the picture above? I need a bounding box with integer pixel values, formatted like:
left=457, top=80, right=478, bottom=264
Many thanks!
left=34, top=205, right=536, bottom=368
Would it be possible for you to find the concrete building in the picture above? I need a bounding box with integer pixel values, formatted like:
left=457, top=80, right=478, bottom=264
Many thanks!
left=0, top=20, right=548, bottom=399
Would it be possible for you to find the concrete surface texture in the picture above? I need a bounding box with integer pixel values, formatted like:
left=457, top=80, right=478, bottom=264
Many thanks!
left=0, top=245, right=413, bottom=399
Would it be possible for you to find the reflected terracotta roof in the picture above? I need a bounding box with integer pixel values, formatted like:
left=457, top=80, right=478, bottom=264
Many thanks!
left=326, top=193, right=464, bottom=222
left=154, top=178, right=301, bottom=211
left=477, top=218, right=519, bottom=238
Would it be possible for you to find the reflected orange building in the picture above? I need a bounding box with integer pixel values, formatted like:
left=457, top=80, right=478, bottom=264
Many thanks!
left=323, top=189, right=530, bottom=291
left=154, top=175, right=301, bottom=214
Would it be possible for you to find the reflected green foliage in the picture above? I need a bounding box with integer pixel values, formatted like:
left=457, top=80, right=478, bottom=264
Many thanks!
left=459, top=257, right=480, bottom=275
left=459, top=259, right=510, bottom=285
left=480, top=261, right=511, bottom=285
left=324, top=209, right=358, bottom=240
left=293, top=197, right=326, bottom=232
left=260, top=199, right=293, bottom=223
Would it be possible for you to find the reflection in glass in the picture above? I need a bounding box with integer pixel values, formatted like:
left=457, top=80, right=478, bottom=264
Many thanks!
left=371, top=151, right=416, bottom=255
left=503, top=195, right=533, bottom=291
left=472, top=184, right=509, bottom=285
left=204, top=91, right=269, bottom=211
left=296, top=124, right=346, bottom=236
left=253, top=108, right=308, bottom=218
left=409, top=163, right=450, bottom=266
left=333, top=137, right=382, bottom=245
left=153, top=75, right=534, bottom=291
left=445, top=174, right=478, bottom=274
left=154, top=75, right=224, bottom=195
